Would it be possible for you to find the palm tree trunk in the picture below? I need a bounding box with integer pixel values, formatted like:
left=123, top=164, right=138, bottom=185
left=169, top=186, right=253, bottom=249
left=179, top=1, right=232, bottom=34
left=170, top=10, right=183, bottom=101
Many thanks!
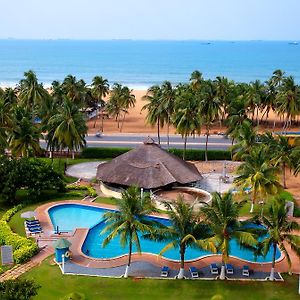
left=269, top=243, right=277, bottom=281
left=124, top=232, right=132, bottom=278
left=250, top=189, right=256, bottom=213
left=282, top=162, right=287, bottom=189
left=93, top=109, right=98, bottom=128
left=157, top=119, right=161, bottom=145
left=219, top=256, right=226, bottom=280
left=120, top=112, right=126, bottom=132
left=205, top=127, right=209, bottom=162
left=177, top=244, right=185, bottom=279
left=167, top=116, right=170, bottom=150
left=183, top=134, right=187, bottom=160
left=101, top=115, right=104, bottom=133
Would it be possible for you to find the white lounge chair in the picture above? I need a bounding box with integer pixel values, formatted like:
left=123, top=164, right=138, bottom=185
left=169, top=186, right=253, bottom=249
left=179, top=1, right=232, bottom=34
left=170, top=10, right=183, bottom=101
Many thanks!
left=210, top=263, right=219, bottom=275
left=161, top=266, right=169, bottom=277
left=242, top=265, right=250, bottom=277
left=226, top=264, right=234, bottom=274
left=189, top=266, right=199, bottom=278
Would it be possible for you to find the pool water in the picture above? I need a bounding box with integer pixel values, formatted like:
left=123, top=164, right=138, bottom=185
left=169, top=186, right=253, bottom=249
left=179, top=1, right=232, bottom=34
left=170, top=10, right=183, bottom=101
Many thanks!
left=48, top=204, right=281, bottom=262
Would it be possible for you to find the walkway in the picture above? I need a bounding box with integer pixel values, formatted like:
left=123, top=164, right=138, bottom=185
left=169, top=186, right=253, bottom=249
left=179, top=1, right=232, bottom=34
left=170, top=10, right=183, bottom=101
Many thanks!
left=0, top=246, right=53, bottom=282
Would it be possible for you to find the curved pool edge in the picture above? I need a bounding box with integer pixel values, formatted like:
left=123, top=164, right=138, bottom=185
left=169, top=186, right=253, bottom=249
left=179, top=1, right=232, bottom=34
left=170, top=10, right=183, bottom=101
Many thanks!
left=35, top=200, right=286, bottom=271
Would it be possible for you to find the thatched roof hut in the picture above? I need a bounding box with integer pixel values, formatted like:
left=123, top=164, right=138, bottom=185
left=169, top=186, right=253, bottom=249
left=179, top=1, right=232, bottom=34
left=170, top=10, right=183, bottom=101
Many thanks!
left=96, top=137, right=202, bottom=189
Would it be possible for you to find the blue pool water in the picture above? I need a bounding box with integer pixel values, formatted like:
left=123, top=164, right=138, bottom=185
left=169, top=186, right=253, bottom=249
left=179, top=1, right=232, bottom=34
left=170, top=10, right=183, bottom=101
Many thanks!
left=48, top=204, right=281, bottom=262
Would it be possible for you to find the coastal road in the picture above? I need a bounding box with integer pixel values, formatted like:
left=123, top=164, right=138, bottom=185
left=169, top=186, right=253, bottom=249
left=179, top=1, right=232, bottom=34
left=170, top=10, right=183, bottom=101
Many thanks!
left=40, top=134, right=233, bottom=150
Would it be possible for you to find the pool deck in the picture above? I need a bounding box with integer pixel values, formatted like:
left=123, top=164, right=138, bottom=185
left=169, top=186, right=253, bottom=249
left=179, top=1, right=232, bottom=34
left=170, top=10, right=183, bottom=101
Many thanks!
left=35, top=200, right=300, bottom=276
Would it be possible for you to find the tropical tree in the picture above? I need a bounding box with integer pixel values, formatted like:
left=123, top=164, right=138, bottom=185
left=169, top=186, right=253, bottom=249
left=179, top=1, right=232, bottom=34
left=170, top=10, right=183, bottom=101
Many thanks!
left=101, top=186, right=159, bottom=278
left=190, top=70, right=203, bottom=91
left=142, top=86, right=164, bottom=144
left=18, top=70, right=49, bottom=110
left=47, top=97, right=87, bottom=159
left=200, top=192, right=258, bottom=280
left=199, top=80, right=221, bottom=161
left=234, top=145, right=281, bottom=213
left=161, top=81, right=176, bottom=149
left=119, top=86, right=136, bottom=131
left=172, top=85, right=201, bottom=159
left=3, top=87, right=18, bottom=106
left=91, top=76, right=109, bottom=130
left=260, top=197, right=300, bottom=280
left=0, top=98, right=13, bottom=152
left=106, top=83, right=124, bottom=128
left=151, top=197, right=216, bottom=279
left=61, top=75, right=87, bottom=105
left=9, top=110, right=41, bottom=157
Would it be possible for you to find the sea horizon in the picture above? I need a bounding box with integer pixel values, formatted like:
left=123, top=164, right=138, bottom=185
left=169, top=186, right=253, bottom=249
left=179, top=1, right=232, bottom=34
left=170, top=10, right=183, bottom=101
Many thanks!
left=1, top=39, right=300, bottom=89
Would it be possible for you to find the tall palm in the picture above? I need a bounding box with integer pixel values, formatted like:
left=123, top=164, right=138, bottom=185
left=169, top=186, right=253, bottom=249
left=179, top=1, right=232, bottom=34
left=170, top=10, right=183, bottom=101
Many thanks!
left=172, top=85, right=201, bottom=159
left=119, top=86, right=136, bottom=132
left=152, top=197, right=216, bottom=279
left=272, top=135, right=300, bottom=188
left=3, top=87, right=18, bottom=106
left=260, top=197, right=300, bottom=280
left=234, top=145, right=281, bottom=213
left=200, top=192, right=258, bottom=280
left=18, top=70, right=49, bottom=110
left=199, top=80, right=221, bottom=161
left=91, top=76, right=109, bottom=130
left=276, top=76, right=300, bottom=129
left=47, top=97, right=87, bottom=159
left=101, top=186, right=159, bottom=278
left=106, top=83, right=123, bottom=128
left=142, top=86, right=164, bottom=144
left=190, top=70, right=203, bottom=91
left=161, top=81, right=176, bottom=149
left=0, top=99, right=13, bottom=152
left=9, top=110, right=41, bottom=157
left=61, top=75, right=87, bottom=105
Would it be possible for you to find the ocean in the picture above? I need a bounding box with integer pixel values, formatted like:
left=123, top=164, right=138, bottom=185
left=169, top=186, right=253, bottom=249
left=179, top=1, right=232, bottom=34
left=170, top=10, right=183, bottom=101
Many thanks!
left=0, top=40, right=299, bottom=88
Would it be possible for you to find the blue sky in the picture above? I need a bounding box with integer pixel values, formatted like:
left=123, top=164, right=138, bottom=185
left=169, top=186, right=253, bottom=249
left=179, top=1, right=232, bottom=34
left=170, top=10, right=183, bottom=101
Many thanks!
left=1, top=0, right=299, bottom=40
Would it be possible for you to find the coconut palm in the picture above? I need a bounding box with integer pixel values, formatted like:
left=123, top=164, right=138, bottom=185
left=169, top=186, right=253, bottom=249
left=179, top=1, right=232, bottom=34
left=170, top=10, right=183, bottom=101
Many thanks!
left=260, top=197, right=300, bottom=280
left=3, top=87, right=18, bottom=106
left=9, top=110, right=42, bottom=157
left=151, top=197, right=216, bottom=279
left=18, top=70, right=49, bottom=110
left=161, top=81, right=176, bottom=149
left=200, top=192, right=258, bottom=280
left=119, top=86, right=136, bottom=132
left=0, top=99, right=13, bottom=152
left=172, top=85, right=201, bottom=159
left=190, top=70, right=203, bottom=91
left=142, top=86, right=164, bottom=144
left=61, top=75, right=87, bottom=105
left=199, top=80, right=221, bottom=161
left=234, top=145, right=281, bottom=213
left=47, top=97, right=87, bottom=159
left=106, top=83, right=123, bottom=128
left=101, top=186, right=159, bottom=278
left=91, top=76, right=109, bottom=130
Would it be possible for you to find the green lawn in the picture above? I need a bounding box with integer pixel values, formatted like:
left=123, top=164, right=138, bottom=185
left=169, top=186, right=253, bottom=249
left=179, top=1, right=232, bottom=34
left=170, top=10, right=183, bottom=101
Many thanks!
left=21, top=257, right=300, bottom=300
left=94, top=196, right=118, bottom=205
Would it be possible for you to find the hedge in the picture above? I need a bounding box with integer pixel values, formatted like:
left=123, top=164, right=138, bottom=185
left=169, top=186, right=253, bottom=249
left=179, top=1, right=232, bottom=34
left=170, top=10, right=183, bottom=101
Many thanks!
left=80, top=147, right=231, bottom=161
left=0, top=206, right=39, bottom=264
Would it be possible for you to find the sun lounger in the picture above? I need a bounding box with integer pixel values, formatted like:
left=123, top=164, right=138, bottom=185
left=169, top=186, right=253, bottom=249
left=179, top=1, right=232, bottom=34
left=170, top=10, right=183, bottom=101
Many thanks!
left=26, top=219, right=40, bottom=224
left=226, top=264, right=234, bottom=274
left=161, top=266, right=169, bottom=277
left=26, top=222, right=41, bottom=228
left=27, top=226, right=42, bottom=232
left=242, top=265, right=250, bottom=277
left=189, top=266, right=199, bottom=278
left=210, top=263, right=219, bottom=275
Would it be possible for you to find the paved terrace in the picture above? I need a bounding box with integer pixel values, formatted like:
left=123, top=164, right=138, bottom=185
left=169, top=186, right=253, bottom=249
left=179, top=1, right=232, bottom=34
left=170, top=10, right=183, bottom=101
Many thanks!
left=35, top=200, right=300, bottom=277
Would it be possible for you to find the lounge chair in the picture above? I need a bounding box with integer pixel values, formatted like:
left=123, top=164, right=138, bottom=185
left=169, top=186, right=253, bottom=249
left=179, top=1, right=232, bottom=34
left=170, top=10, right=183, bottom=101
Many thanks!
left=26, top=222, right=41, bottom=228
left=27, top=226, right=42, bottom=233
left=26, top=219, right=40, bottom=224
left=189, top=266, right=199, bottom=278
left=226, top=264, right=234, bottom=274
left=242, top=265, right=250, bottom=277
left=210, top=263, right=219, bottom=275
left=161, top=266, right=169, bottom=277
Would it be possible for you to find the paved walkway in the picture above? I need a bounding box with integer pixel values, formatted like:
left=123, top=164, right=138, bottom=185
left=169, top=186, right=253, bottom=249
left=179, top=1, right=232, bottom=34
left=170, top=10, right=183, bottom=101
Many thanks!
left=65, top=161, right=104, bottom=180
left=0, top=246, right=53, bottom=282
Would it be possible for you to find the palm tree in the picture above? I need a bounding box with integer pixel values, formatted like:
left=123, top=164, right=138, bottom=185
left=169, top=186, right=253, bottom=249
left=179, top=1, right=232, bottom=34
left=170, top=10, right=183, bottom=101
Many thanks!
left=106, top=83, right=123, bottom=128
left=152, top=197, right=216, bottom=279
left=276, top=76, right=300, bottom=129
left=3, top=87, right=18, bottom=106
left=172, top=85, right=201, bottom=159
left=142, top=86, right=164, bottom=144
left=260, top=197, right=300, bottom=280
left=61, top=75, right=87, bottom=105
left=101, top=186, right=159, bottom=278
left=119, top=86, right=136, bottom=132
left=234, top=145, right=281, bottom=213
left=200, top=192, right=258, bottom=280
left=47, top=97, right=87, bottom=159
left=190, top=70, right=203, bottom=91
left=161, top=81, right=176, bottom=149
left=199, top=80, right=221, bottom=161
left=91, top=76, right=109, bottom=130
left=18, top=70, right=49, bottom=110
left=0, top=99, right=13, bottom=152
left=9, top=109, right=41, bottom=157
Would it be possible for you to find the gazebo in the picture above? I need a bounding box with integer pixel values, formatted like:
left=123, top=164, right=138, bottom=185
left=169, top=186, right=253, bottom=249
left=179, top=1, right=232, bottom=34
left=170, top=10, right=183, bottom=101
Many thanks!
left=96, top=137, right=202, bottom=190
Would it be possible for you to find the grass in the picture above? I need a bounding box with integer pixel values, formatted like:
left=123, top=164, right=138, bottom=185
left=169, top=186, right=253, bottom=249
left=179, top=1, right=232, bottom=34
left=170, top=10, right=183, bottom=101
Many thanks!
left=21, top=256, right=300, bottom=300
left=94, top=196, right=118, bottom=205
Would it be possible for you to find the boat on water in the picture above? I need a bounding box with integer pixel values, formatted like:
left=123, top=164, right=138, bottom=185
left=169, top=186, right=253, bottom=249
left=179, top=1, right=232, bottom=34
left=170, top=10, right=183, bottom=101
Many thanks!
left=288, top=41, right=298, bottom=45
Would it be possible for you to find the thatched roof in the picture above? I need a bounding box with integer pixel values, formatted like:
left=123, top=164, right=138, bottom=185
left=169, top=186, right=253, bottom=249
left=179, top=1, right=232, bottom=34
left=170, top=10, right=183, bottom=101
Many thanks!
left=96, top=137, right=202, bottom=189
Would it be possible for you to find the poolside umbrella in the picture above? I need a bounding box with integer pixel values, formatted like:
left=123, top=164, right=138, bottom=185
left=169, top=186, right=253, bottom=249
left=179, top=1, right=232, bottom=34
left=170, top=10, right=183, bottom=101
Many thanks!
left=52, top=238, right=72, bottom=249
left=20, top=211, right=36, bottom=219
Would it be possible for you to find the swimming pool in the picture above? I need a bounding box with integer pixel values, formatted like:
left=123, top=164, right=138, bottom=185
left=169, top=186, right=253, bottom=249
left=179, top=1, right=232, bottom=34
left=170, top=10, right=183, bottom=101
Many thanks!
left=48, top=204, right=281, bottom=262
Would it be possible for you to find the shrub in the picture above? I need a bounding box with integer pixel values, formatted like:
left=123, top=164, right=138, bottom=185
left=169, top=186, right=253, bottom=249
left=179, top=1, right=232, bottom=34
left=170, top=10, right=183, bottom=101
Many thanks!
left=66, top=185, right=97, bottom=197
left=0, top=206, right=39, bottom=264
left=80, top=147, right=231, bottom=161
